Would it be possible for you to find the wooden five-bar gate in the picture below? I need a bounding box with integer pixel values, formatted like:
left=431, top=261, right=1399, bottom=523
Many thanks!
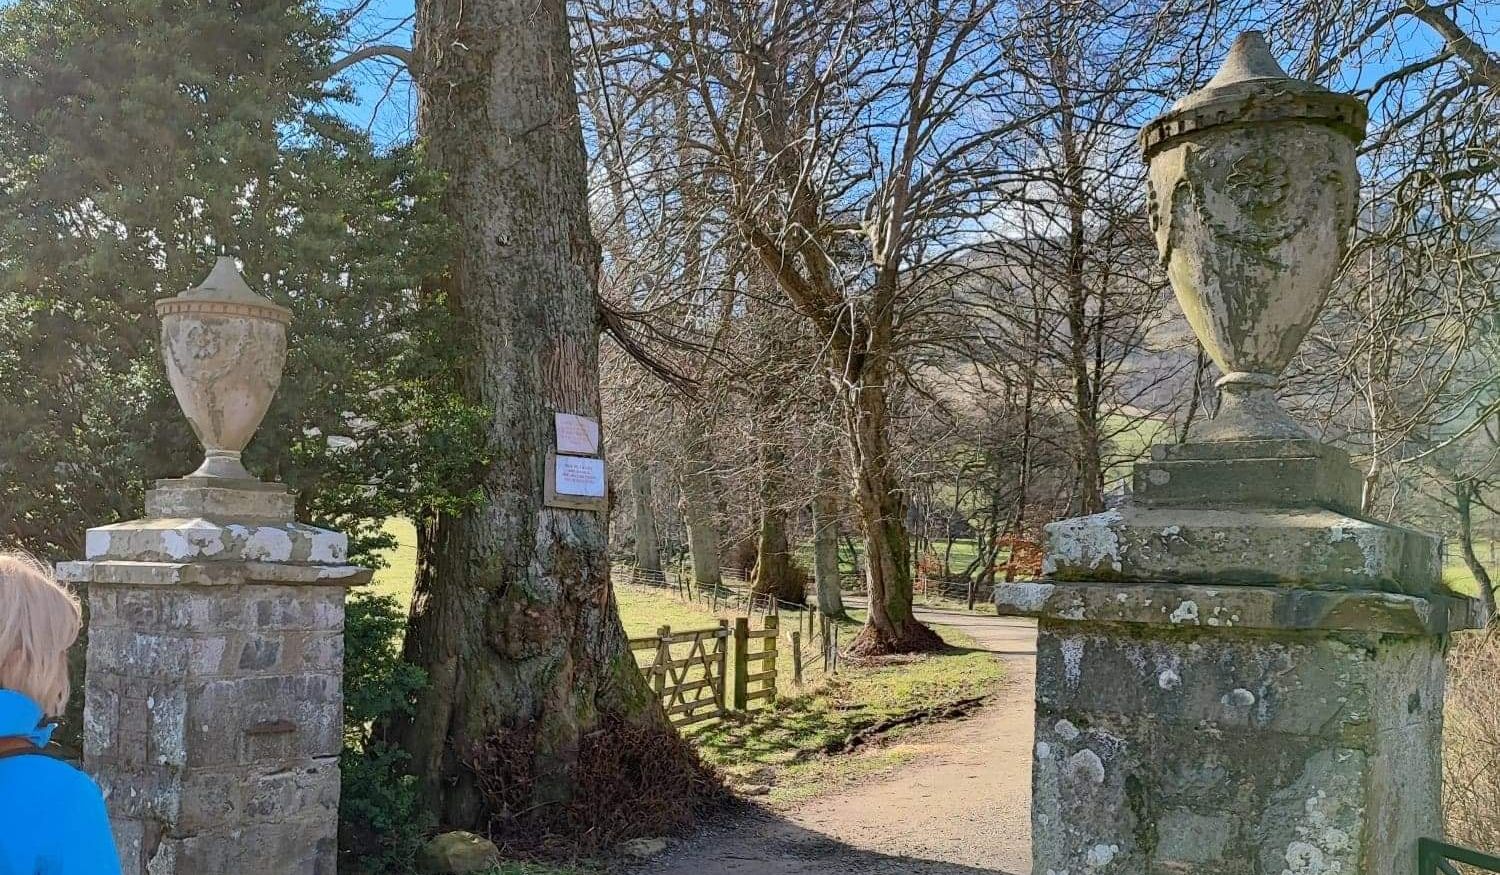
left=629, top=615, right=780, bottom=726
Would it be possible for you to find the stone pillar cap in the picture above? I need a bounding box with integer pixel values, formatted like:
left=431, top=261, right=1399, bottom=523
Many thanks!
left=1140, top=31, right=1366, bottom=159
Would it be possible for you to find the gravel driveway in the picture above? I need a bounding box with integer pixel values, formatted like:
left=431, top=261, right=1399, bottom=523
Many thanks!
left=633, top=607, right=1037, bottom=875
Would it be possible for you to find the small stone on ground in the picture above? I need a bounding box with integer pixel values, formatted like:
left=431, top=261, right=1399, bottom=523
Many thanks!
left=419, top=831, right=501, bottom=873
left=619, top=837, right=670, bottom=859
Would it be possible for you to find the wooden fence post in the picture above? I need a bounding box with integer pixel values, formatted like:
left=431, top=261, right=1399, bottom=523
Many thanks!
left=764, top=615, right=779, bottom=704
left=822, top=612, right=834, bottom=675
left=791, top=630, right=803, bottom=686
left=715, top=619, right=729, bottom=714
left=652, top=625, right=670, bottom=701
left=733, top=616, right=750, bottom=711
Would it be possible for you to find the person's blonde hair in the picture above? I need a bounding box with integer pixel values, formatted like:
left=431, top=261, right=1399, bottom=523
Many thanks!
left=0, top=553, right=81, bottom=717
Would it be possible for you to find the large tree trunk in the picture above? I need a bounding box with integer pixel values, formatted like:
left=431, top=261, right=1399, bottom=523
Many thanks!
left=678, top=409, right=722, bottom=590
left=632, top=466, right=662, bottom=575
left=751, top=504, right=797, bottom=601
left=397, top=0, right=683, bottom=835
left=679, top=467, right=722, bottom=589
left=812, top=459, right=845, bottom=619
left=750, top=438, right=804, bottom=604
left=843, top=368, right=941, bottom=655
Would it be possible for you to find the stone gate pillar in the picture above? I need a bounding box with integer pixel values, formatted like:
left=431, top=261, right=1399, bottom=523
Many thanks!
left=995, top=33, right=1485, bottom=875
left=59, top=258, right=368, bottom=874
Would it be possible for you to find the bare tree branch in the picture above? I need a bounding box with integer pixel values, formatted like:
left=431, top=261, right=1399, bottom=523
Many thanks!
left=325, top=44, right=413, bottom=78
left=1404, top=1, right=1500, bottom=89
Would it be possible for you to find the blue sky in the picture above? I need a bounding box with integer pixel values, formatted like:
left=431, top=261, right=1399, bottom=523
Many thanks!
left=329, top=0, right=417, bottom=143
left=327, top=1, right=1499, bottom=149
left=0, top=0, right=1491, bottom=148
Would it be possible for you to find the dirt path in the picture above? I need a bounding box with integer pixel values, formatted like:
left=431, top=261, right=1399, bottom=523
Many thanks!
left=636, top=607, right=1037, bottom=875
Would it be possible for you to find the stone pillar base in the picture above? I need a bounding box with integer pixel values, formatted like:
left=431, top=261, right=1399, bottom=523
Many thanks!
left=59, top=479, right=369, bottom=875
left=998, top=581, right=1480, bottom=875
left=1131, top=439, right=1363, bottom=516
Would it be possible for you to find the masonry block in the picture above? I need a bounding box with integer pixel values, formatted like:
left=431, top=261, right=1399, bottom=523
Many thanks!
left=63, top=479, right=368, bottom=875
left=1030, top=615, right=1443, bottom=875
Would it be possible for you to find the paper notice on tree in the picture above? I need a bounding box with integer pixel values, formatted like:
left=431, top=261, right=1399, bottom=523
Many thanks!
left=554, top=454, right=606, bottom=498
left=555, top=412, right=601, bottom=455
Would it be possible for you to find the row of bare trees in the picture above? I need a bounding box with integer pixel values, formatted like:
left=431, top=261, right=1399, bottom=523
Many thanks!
left=582, top=0, right=1234, bottom=653
left=587, top=0, right=1500, bottom=629
left=325, top=0, right=1497, bottom=843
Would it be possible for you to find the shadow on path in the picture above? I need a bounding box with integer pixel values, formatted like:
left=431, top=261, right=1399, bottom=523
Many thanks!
left=630, top=610, right=1038, bottom=875
left=637, top=809, right=1019, bottom=874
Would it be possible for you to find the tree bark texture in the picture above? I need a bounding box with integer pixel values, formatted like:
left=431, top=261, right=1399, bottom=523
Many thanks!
left=812, top=459, right=845, bottom=618
left=750, top=438, right=804, bottom=603
left=632, top=467, right=662, bottom=575
left=678, top=408, right=722, bottom=589
left=397, top=0, right=667, bottom=830
left=842, top=359, right=942, bottom=655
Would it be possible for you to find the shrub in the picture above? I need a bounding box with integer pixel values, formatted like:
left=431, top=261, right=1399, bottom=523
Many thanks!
left=467, top=716, right=724, bottom=855
left=1444, top=629, right=1500, bottom=853
left=340, top=592, right=432, bottom=874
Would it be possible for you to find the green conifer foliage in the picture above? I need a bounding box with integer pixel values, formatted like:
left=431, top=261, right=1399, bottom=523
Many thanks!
left=0, top=0, right=482, bottom=558
left=0, top=4, right=481, bottom=866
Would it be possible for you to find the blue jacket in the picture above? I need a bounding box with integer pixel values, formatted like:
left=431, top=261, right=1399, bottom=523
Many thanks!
left=0, top=690, right=119, bottom=875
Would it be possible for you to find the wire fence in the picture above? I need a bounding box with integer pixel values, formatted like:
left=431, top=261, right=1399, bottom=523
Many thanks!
left=913, top=576, right=993, bottom=605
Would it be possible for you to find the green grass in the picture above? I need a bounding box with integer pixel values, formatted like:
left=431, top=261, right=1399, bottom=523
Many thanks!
left=1446, top=563, right=1480, bottom=597
left=1444, top=546, right=1496, bottom=601
left=369, top=517, right=419, bottom=604
left=685, top=629, right=1004, bottom=805
left=483, top=865, right=595, bottom=875
left=912, top=588, right=999, bottom=615
left=1103, top=412, right=1174, bottom=487
left=615, top=584, right=734, bottom=638
left=923, top=538, right=981, bottom=577
left=365, top=519, right=1007, bottom=809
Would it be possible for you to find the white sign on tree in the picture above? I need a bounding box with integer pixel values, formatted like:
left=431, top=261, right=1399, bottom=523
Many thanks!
left=554, top=455, right=606, bottom=497
left=555, top=412, right=600, bottom=455
left=545, top=411, right=607, bottom=510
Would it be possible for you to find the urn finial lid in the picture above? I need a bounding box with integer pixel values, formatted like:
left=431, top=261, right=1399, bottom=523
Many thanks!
left=156, top=256, right=291, bottom=323
left=1196, top=32, right=1290, bottom=93
left=1139, top=30, right=1366, bottom=160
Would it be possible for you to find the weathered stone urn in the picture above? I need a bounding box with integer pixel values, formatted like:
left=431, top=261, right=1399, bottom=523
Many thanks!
left=156, top=256, right=290, bottom=481
left=995, top=33, right=1485, bottom=875
left=1143, top=31, right=1365, bottom=441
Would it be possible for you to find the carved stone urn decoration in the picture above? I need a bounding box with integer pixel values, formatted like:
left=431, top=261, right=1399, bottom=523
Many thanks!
left=156, top=256, right=290, bottom=481
left=1141, top=31, right=1366, bottom=441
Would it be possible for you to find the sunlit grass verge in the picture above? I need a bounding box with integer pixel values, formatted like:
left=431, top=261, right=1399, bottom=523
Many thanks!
left=684, top=626, right=1004, bottom=806
left=364, top=519, right=1007, bottom=822
left=1443, top=549, right=1496, bottom=601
